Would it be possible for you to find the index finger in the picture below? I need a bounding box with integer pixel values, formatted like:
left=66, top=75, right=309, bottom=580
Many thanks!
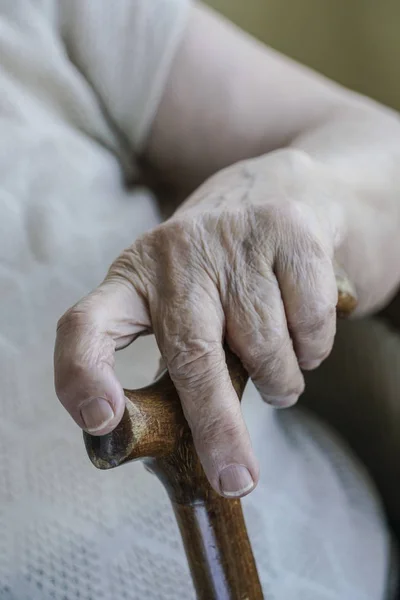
left=54, top=280, right=150, bottom=434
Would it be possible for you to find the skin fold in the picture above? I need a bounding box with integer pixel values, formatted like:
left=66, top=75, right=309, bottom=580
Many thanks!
left=54, top=3, right=400, bottom=498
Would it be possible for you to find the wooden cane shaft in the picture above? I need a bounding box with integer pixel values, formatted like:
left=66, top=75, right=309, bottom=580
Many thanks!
left=83, top=266, right=356, bottom=600
left=172, top=498, right=263, bottom=600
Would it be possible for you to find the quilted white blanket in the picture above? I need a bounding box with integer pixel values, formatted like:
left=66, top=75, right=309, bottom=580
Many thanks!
left=0, top=1, right=395, bottom=599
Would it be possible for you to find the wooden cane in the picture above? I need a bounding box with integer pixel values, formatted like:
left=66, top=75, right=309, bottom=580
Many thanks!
left=83, top=265, right=357, bottom=600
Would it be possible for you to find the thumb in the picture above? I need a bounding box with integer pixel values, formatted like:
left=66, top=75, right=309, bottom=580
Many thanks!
left=54, top=279, right=150, bottom=435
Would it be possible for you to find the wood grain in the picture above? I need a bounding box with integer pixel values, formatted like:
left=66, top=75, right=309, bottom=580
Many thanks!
left=85, top=350, right=262, bottom=599
left=83, top=268, right=356, bottom=600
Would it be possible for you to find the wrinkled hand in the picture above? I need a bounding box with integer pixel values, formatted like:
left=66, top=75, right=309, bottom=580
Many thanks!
left=54, top=149, right=346, bottom=498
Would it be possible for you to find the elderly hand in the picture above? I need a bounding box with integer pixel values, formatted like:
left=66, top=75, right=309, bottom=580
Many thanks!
left=54, top=148, right=347, bottom=498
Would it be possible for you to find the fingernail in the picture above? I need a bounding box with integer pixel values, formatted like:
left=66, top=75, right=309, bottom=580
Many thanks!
left=219, top=464, right=254, bottom=497
left=80, top=398, right=114, bottom=433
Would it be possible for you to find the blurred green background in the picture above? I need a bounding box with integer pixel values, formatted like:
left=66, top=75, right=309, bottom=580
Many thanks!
left=206, top=0, right=399, bottom=111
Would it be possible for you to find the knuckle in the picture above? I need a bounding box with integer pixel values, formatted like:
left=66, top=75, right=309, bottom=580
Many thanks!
left=56, top=299, right=102, bottom=335
left=241, top=333, right=290, bottom=380
left=55, top=305, right=114, bottom=395
left=193, top=413, right=243, bottom=452
left=241, top=337, right=304, bottom=397
left=295, top=304, right=336, bottom=339
left=265, top=148, right=314, bottom=175
left=261, top=196, right=304, bottom=228
left=56, top=306, right=88, bottom=336
left=108, top=245, right=141, bottom=278
left=167, top=341, right=224, bottom=388
left=252, top=357, right=290, bottom=392
left=267, top=201, right=328, bottom=255
left=107, top=245, right=147, bottom=293
left=132, top=219, right=207, bottom=290
left=145, top=218, right=196, bottom=254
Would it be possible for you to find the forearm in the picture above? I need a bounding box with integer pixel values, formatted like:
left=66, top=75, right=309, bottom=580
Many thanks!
left=142, top=4, right=350, bottom=195
left=142, top=3, right=400, bottom=313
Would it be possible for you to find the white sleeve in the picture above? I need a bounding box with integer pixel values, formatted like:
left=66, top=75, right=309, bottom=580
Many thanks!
left=59, top=0, right=191, bottom=154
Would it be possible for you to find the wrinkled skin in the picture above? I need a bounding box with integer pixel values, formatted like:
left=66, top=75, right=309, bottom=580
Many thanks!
left=55, top=149, right=345, bottom=497
left=54, top=0, right=400, bottom=507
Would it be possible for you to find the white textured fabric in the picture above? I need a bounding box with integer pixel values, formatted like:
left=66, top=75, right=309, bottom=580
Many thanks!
left=0, top=1, right=396, bottom=599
